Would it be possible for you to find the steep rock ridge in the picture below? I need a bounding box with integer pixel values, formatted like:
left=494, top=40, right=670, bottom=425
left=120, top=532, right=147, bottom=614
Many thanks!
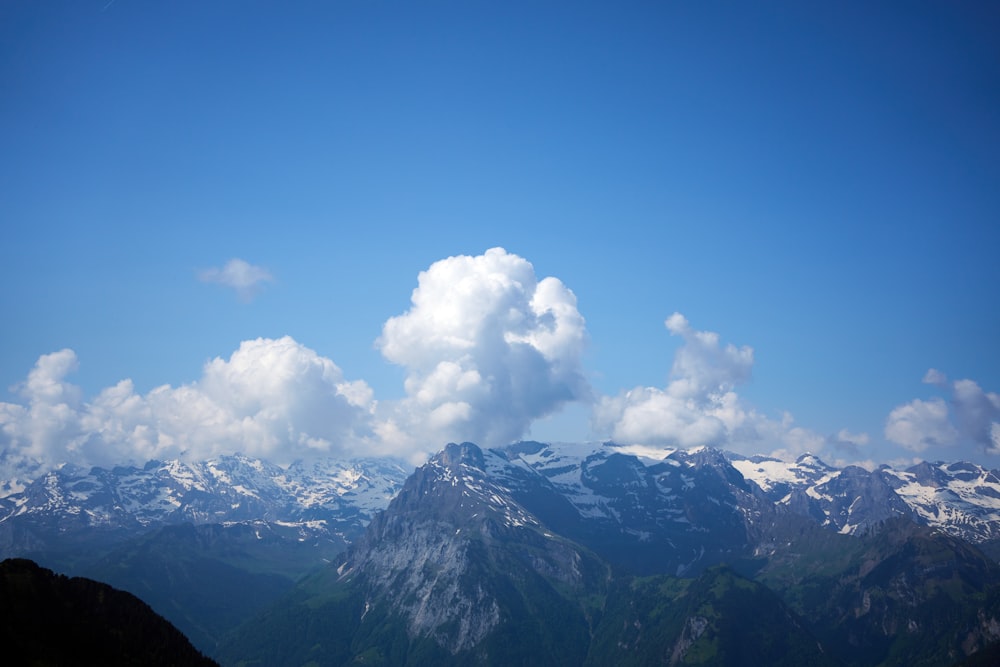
left=218, top=442, right=1000, bottom=667
left=10, top=440, right=1000, bottom=665
left=337, top=442, right=605, bottom=659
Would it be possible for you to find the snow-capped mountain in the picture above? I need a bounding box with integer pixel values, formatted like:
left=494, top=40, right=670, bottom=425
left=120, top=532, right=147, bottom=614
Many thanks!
left=221, top=441, right=1000, bottom=667
left=4, top=441, right=1000, bottom=570
left=883, top=461, right=1000, bottom=543
left=8, top=440, right=1000, bottom=666
left=732, top=453, right=1000, bottom=544
left=0, top=453, right=411, bottom=559
left=495, top=441, right=773, bottom=575
left=334, top=442, right=602, bottom=657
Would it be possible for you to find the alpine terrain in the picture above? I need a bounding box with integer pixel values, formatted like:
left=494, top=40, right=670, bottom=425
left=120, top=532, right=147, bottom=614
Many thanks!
left=4, top=441, right=1000, bottom=665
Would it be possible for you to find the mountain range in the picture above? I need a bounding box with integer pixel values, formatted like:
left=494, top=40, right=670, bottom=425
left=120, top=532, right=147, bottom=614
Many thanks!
left=0, top=453, right=410, bottom=650
left=4, top=441, right=1000, bottom=665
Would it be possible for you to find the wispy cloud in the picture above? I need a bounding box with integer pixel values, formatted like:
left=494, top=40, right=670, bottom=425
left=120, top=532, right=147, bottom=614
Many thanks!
left=198, top=258, right=273, bottom=301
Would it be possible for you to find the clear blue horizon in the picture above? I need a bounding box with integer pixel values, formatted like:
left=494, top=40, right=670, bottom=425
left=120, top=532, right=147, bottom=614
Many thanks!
left=2, top=1, right=998, bottom=472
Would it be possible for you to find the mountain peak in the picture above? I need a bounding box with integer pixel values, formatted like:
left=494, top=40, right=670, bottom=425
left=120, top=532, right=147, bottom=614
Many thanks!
left=433, top=442, right=486, bottom=471
left=794, top=452, right=830, bottom=469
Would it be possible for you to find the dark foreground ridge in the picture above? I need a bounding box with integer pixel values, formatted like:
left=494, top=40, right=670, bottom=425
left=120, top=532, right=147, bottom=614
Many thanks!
left=0, top=557, right=218, bottom=666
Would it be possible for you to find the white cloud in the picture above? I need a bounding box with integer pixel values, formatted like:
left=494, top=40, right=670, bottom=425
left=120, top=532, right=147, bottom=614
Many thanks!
left=0, top=337, right=378, bottom=476
left=663, top=313, right=754, bottom=401
left=1, top=248, right=593, bottom=474
left=951, top=379, right=1000, bottom=448
left=593, top=386, right=728, bottom=449
left=885, top=372, right=1000, bottom=455
left=23, top=250, right=998, bottom=476
left=922, top=368, right=948, bottom=387
left=376, top=247, right=589, bottom=452
left=593, top=315, right=826, bottom=459
left=884, top=397, right=958, bottom=452
left=199, top=258, right=273, bottom=301
left=0, top=349, right=85, bottom=471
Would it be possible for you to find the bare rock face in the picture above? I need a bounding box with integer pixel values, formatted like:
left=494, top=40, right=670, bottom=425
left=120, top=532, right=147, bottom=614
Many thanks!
left=217, top=442, right=1000, bottom=667
left=338, top=442, right=602, bottom=655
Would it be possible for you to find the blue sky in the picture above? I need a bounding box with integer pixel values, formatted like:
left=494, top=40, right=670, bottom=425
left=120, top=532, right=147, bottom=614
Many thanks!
left=1, top=1, right=998, bottom=473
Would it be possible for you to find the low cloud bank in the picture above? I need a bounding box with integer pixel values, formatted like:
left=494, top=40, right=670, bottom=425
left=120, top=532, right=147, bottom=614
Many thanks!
left=1, top=338, right=377, bottom=475
left=2, top=248, right=996, bottom=478
left=1, top=248, right=589, bottom=474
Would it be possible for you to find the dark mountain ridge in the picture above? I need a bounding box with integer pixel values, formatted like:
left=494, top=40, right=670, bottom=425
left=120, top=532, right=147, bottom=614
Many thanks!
left=0, top=557, right=218, bottom=666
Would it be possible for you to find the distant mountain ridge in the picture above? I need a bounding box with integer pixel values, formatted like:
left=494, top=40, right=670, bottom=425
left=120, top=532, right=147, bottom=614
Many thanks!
left=730, top=451, right=1000, bottom=545
left=219, top=442, right=1000, bottom=666
left=0, top=453, right=412, bottom=653
left=0, top=453, right=410, bottom=563
left=3, top=443, right=1000, bottom=565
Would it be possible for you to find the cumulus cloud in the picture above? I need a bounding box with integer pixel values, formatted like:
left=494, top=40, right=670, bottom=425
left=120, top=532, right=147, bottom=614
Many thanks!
left=593, top=314, right=826, bottom=459
left=23, top=249, right=976, bottom=474
left=0, top=337, right=377, bottom=475
left=199, top=258, right=273, bottom=301
left=884, top=398, right=959, bottom=452
left=376, top=247, right=589, bottom=453
left=885, top=373, right=1000, bottom=454
left=1, top=248, right=591, bottom=474
left=592, top=314, right=749, bottom=449
left=663, top=313, right=754, bottom=400
left=0, top=350, right=84, bottom=473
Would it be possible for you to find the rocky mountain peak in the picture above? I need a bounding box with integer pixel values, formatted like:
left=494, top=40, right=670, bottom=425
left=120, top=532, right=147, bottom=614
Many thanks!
left=433, top=442, right=487, bottom=471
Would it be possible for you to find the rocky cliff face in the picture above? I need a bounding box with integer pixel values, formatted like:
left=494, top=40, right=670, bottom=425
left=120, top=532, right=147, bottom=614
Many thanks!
left=338, top=442, right=604, bottom=655
left=218, top=442, right=1000, bottom=667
